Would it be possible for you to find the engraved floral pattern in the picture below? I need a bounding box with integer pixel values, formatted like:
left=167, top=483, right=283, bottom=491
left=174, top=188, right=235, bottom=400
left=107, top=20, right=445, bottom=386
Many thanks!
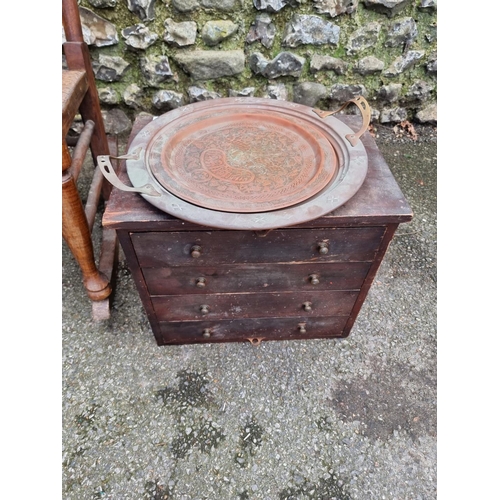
left=147, top=115, right=336, bottom=212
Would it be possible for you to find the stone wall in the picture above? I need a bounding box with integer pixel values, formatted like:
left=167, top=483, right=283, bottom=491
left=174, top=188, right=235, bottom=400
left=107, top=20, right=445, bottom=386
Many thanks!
left=63, top=0, right=437, bottom=133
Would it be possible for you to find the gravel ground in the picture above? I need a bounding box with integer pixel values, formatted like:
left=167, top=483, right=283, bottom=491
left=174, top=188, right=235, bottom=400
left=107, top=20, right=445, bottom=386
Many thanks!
left=62, top=123, right=437, bottom=500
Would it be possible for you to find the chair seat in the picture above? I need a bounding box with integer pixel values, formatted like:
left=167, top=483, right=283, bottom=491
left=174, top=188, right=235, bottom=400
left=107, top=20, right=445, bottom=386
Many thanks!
left=62, top=70, right=88, bottom=138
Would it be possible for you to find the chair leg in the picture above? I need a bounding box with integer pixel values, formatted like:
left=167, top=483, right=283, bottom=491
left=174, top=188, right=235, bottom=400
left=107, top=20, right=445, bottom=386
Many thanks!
left=62, top=142, right=111, bottom=302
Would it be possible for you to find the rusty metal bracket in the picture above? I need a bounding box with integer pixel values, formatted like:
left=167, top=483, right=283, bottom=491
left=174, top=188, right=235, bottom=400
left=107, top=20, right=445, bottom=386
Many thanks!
left=312, top=95, right=371, bottom=147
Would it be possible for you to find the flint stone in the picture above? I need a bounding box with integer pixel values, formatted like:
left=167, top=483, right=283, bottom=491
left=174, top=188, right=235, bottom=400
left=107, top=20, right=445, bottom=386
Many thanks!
left=249, top=52, right=268, bottom=74
left=283, top=14, right=340, bottom=47
left=313, top=0, right=359, bottom=18
left=293, top=82, right=327, bottom=107
left=172, top=0, right=199, bottom=11
left=362, top=0, right=412, bottom=17
left=253, top=0, right=297, bottom=12
left=380, top=107, right=407, bottom=123
left=188, top=86, right=222, bottom=102
left=174, top=50, right=245, bottom=80
left=78, top=7, right=118, bottom=47
left=127, top=0, right=156, bottom=21
left=419, top=0, right=437, bottom=9
left=123, top=84, right=144, bottom=109
left=377, top=83, right=402, bottom=103
left=152, top=90, right=185, bottom=110
left=310, top=54, right=348, bottom=75
left=406, top=80, right=434, bottom=101
left=102, top=108, right=132, bottom=134
left=264, top=83, right=288, bottom=100
left=385, top=17, right=417, bottom=48
left=88, top=0, right=116, bottom=7
left=63, top=23, right=90, bottom=46
left=201, top=20, right=239, bottom=46
left=98, top=87, right=119, bottom=104
left=200, top=0, right=241, bottom=10
left=416, top=103, right=437, bottom=124
left=249, top=51, right=305, bottom=78
left=140, top=55, right=174, bottom=86
left=426, top=52, right=437, bottom=74
left=425, top=23, right=437, bottom=43
left=346, top=22, right=380, bottom=54
left=93, top=54, right=130, bottom=81
left=246, top=14, right=276, bottom=49
left=229, top=87, right=255, bottom=97
left=370, top=107, right=381, bottom=122
left=122, top=24, right=158, bottom=50
left=330, top=83, right=367, bottom=103
left=354, top=56, right=384, bottom=75
left=172, top=0, right=241, bottom=12
left=164, top=18, right=197, bottom=47
left=69, top=118, right=84, bottom=135
left=384, top=50, right=424, bottom=76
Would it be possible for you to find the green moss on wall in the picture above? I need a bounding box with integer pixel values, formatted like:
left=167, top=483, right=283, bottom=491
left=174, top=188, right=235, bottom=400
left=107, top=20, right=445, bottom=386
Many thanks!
left=75, top=0, right=437, bottom=120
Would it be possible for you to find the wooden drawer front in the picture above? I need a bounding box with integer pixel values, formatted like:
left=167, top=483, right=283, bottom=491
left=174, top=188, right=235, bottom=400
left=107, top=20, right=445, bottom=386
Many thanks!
left=151, top=290, right=358, bottom=322
left=157, top=316, right=349, bottom=345
left=131, top=227, right=385, bottom=267
left=143, top=262, right=372, bottom=295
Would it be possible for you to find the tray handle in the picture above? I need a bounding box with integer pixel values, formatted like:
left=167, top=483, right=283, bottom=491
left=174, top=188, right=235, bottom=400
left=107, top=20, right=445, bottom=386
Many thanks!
left=96, top=149, right=161, bottom=197
left=312, top=95, right=371, bottom=147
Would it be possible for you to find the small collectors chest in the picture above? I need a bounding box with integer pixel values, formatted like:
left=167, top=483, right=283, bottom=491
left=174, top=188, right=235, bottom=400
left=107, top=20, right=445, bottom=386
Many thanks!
left=103, top=109, right=412, bottom=346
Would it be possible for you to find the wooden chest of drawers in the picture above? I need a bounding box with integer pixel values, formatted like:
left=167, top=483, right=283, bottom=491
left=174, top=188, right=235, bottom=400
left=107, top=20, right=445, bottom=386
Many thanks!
left=103, top=115, right=412, bottom=346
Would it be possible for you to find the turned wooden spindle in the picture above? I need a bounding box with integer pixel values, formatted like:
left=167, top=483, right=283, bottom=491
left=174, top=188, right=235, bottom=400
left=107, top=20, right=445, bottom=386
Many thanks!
left=62, top=141, right=111, bottom=301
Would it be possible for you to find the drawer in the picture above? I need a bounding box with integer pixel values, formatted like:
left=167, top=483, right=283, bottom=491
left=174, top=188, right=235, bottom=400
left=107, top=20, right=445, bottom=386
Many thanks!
left=151, top=290, right=358, bottom=321
left=143, top=262, right=372, bottom=295
left=157, top=316, right=349, bottom=345
left=131, top=227, right=386, bottom=267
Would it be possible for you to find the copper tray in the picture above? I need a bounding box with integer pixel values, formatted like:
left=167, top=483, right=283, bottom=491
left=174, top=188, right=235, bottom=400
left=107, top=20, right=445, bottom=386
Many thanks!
left=148, top=111, right=337, bottom=213
left=98, top=97, right=370, bottom=230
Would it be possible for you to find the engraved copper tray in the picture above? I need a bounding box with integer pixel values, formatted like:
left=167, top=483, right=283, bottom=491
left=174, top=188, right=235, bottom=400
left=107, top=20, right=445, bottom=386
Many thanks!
left=98, top=97, right=370, bottom=230
left=148, top=112, right=337, bottom=213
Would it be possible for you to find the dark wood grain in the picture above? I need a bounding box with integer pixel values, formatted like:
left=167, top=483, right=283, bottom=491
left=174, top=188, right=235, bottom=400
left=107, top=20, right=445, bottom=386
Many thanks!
left=341, top=222, right=399, bottom=337
left=62, top=0, right=84, bottom=42
left=151, top=290, right=358, bottom=321
left=142, top=262, right=372, bottom=295
left=131, top=227, right=385, bottom=268
left=157, top=316, right=349, bottom=345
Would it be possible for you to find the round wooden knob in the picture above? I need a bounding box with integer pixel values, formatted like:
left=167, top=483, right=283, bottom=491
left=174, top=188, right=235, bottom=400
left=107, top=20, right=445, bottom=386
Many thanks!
left=298, top=323, right=307, bottom=334
left=196, top=277, right=206, bottom=288
left=303, top=301, right=312, bottom=312
left=309, top=274, right=320, bottom=285
left=191, top=245, right=202, bottom=258
left=317, top=242, right=329, bottom=255
left=199, top=304, right=210, bottom=314
left=202, top=329, right=211, bottom=338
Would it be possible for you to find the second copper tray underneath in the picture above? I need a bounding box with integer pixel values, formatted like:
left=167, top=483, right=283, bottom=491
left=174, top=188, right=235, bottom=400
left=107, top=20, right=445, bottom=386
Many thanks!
left=124, top=98, right=369, bottom=230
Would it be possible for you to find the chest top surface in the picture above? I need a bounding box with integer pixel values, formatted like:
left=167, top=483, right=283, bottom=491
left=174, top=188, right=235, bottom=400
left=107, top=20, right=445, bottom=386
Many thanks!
left=103, top=114, right=412, bottom=231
